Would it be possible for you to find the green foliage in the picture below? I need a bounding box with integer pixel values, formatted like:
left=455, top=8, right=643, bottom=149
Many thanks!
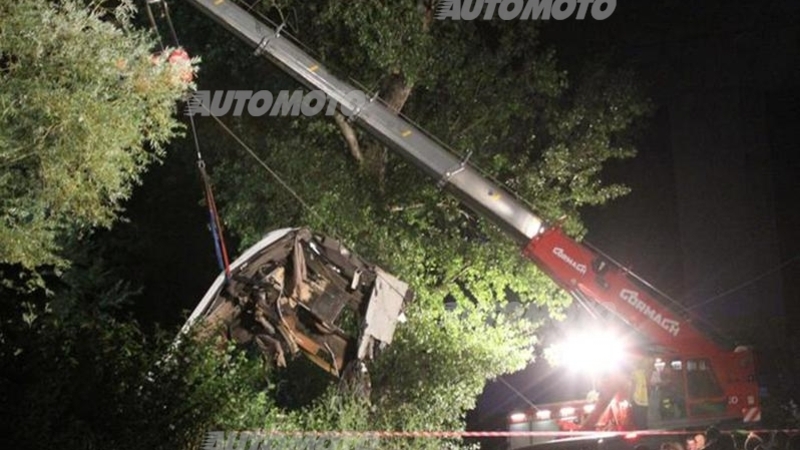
left=370, top=303, right=535, bottom=430
left=0, top=277, right=274, bottom=450
left=0, top=0, right=194, bottom=269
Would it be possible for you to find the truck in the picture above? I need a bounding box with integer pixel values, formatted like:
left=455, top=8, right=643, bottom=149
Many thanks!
left=173, top=0, right=761, bottom=435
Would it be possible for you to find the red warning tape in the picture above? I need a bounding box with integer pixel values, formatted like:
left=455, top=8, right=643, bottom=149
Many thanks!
left=210, top=429, right=799, bottom=439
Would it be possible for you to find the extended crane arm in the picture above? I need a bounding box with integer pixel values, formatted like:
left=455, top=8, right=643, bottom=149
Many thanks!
left=186, top=0, right=544, bottom=245
left=524, top=227, right=720, bottom=355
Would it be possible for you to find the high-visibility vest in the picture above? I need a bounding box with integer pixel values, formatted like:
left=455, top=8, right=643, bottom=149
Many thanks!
left=633, top=368, right=648, bottom=406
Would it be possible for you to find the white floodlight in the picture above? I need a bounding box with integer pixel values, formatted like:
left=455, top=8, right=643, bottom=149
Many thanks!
left=552, top=329, right=626, bottom=374
left=509, top=412, right=527, bottom=423
left=559, top=406, right=576, bottom=417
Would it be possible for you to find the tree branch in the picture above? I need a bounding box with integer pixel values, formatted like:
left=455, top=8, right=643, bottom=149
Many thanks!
left=382, top=74, right=413, bottom=113
left=354, top=73, right=415, bottom=191
left=333, top=112, right=363, bottom=163
left=388, top=201, right=450, bottom=212
left=422, top=0, right=437, bottom=32
left=330, top=73, right=411, bottom=170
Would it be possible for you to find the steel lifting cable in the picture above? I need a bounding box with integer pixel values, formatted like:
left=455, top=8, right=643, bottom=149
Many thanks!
left=143, top=0, right=165, bottom=51
left=196, top=104, right=331, bottom=231
left=144, top=0, right=232, bottom=279
left=194, top=122, right=232, bottom=281
left=144, top=0, right=179, bottom=45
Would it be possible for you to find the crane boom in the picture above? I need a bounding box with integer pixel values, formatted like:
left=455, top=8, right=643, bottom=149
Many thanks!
left=184, top=0, right=760, bottom=430
left=186, top=0, right=544, bottom=245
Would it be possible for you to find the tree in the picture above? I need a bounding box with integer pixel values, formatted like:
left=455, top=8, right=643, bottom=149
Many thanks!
left=169, top=0, right=651, bottom=443
left=0, top=271, right=276, bottom=450
left=0, top=0, right=194, bottom=270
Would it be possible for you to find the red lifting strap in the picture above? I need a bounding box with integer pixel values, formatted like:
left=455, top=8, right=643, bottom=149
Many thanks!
left=199, top=162, right=231, bottom=280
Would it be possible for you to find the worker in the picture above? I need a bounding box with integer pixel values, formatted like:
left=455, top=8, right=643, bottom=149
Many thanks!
left=658, top=360, right=684, bottom=419
left=702, top=426, right=721, bottom=450
left=744, top=433, right=764, bottom=450
left=695, top=433, right=707, bottom=450
left=631, top=358, right=649, bottom=428
left=648, top=358, right=664, bottom=422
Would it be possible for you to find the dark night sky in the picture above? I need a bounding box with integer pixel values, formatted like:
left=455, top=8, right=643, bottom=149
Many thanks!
left=544, top=0, right=799, bottom=333
left=473, top=0, right=800, bottom=433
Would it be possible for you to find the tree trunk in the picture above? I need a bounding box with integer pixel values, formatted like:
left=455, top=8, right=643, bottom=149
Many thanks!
left=333, top=112, right=363, bottom=162
left=362, top=73, right=413, bottom=191
left=333, top=1, right=435, bottom=189
left=334, top=73, right=413, bottom=191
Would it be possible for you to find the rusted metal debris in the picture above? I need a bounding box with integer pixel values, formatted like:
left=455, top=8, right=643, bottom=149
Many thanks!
left=183, top=228, right=412, bottom=379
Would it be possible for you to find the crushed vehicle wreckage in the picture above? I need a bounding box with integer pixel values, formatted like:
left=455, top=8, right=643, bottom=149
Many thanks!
left=181, top=227, right=412, bottom=382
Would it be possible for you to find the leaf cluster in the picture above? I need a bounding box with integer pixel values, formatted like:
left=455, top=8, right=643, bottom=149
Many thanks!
left=0, top=0, right=194, bottom=269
